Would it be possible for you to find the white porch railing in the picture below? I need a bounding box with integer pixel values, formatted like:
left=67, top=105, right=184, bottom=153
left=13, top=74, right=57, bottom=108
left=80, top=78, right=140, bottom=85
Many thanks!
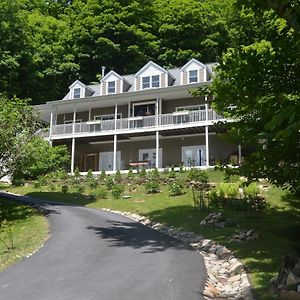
left=51, top=109, right=225, bottom=137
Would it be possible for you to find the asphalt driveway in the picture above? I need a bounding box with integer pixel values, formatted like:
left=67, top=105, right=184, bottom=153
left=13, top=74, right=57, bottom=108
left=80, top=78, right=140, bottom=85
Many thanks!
left=0, top=200, right=206, bottom=300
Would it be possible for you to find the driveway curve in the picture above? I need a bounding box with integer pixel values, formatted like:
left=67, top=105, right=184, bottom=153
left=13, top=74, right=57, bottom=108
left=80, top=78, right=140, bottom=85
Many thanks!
left=0, top=202, right=206, bottom=300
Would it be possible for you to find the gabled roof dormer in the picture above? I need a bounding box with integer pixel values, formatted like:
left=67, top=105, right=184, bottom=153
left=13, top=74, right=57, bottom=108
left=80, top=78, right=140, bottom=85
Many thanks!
left=134, top=61, right=175, bottom=92
left=63, top=80, right=95, bottom=100
left=100, top=70, right=130, bottom=96
left=180, top=58, right=212, bottom=85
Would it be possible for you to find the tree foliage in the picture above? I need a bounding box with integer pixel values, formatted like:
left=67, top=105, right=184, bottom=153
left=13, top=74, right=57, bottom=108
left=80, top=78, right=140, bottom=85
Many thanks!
left=211, top=4, right=300, bottom=192
left=12, top=137, right=70, bottom=182
left=0, top=96, right=41, bottom=179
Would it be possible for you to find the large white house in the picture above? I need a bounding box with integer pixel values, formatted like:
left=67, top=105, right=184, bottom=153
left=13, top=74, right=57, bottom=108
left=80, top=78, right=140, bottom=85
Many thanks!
left=35, top=58, right=239, bottom=173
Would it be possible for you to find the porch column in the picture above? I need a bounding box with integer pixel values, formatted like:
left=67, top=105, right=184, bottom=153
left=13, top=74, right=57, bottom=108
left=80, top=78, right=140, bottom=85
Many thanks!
left=204, top=67, right=207, bottom=82
left=205, top=126, right=209, bottom=167
left=205, top=96, right=209, bottom=167
left=49, top=110, right=54, bottom=146
left=71, top=138, right=76, bottom=174
left=156, top=131, right=159, bottom=169
left=113, top=134, right=117, bottom=172
left=88, top=108, right=92, bottom=121
left=128, top=101, right=131, bottom=117
left=238, top=144, right=242, bottom=165
left=114, top=103, right=118, bottom=129
left=72, top=106, right=77, bottom=134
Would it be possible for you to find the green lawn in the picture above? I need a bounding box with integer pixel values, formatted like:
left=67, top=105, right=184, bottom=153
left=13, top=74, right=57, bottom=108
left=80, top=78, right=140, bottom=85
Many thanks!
left=1, top=169, right=299, bottom=299
left=0, top=197, right=49, bottom=270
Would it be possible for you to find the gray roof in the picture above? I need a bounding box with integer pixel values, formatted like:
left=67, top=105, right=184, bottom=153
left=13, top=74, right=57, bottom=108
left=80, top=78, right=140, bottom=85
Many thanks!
left=63, top=61, right=216, bottom=100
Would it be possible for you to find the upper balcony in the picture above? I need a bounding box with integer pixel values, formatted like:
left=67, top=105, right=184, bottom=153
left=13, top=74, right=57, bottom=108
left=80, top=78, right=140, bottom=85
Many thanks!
left=49, top=109, right=226, bottom=140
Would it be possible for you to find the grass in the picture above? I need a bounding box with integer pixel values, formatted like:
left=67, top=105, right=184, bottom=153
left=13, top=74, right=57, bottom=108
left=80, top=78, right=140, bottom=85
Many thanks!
left=0, top=197, right=49, bottom=270
left=1, top=169, right=299, bottom=299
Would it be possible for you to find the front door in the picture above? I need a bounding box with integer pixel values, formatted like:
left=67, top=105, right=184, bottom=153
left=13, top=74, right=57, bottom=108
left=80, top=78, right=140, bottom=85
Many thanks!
left=81, top=153, right=98, bottom=172
left=139, top=148, right=162, bottom=168
left=182, top=146, right=206, bottom=167
left=99, top=151, right=121, bottom=171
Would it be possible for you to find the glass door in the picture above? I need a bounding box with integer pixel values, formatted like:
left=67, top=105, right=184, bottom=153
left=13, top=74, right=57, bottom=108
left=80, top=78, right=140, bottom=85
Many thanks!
left=99, top=151, right=121, bottom=171
left=139, top=148, right=162, bottom=168
left=182, top=146, right=206, bottom=167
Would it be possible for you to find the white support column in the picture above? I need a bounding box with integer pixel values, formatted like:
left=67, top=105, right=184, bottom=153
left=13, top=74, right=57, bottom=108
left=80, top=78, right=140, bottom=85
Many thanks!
left=113, top=134, right=117, bottom=172
left=49, top=110, right=54, bottom=143
left=114, top=103, right=118, bottom=129
left=238, top=144, right=242, bottom=165
left=205, top=95, right=209, bottom=167
left=88, top=108, right=92, bottom=121
left=72, top=106, right=76, bottom=134
left=128, top=101, right=131, bottom=117
left=205, top=126, right=209, bottom=167
left=71, top=138, right=75, bottom=174
left=156, top=131, right=159, bottom=169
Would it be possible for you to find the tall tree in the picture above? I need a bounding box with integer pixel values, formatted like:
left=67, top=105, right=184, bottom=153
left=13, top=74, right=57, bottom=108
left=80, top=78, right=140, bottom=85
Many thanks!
left=211, top=4, right=300, bottom=192
left=0, top=96, right=41, bottom=179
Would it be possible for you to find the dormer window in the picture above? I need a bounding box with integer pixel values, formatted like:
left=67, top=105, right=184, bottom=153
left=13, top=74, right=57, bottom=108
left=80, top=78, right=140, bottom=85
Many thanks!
left=108, top=81, right=116, bottom=94
left=142, top=75, right=160, bottom=89
left=189, top=70, right=198, bottom=83
left=73, top=87, right=81, bottom=99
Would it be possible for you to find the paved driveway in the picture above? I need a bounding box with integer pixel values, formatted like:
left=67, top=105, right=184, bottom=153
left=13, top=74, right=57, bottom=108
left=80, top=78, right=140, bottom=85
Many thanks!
left=0, top=201, right=206, bottom=300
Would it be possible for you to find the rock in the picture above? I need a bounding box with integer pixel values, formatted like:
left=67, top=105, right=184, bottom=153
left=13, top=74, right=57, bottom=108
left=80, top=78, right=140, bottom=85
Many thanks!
left=286, top=272, right=300, bottom=286
left=228, top=274, right=241, bottom=283
left=214, top=222, right=227, bottom=229
left=280, top=290, right=300, bottom=300
left=229, top=261, right=244, bottom=275
left=203, top=289, right=214, bottom=298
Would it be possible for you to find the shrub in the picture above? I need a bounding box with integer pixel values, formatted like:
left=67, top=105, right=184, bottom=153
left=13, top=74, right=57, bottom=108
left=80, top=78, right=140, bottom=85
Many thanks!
left=111, top=184, right=124, bottom=199
left=187, top=168, right=208, bottom=184
left=169, top=180, right=185, bottom=196
left=99, top=170, right=106, bottom=181
left=208, top=189, right=219, bottom=208
left=179, top=164, right=185, bottom=173
left=86, top=169, right=94, bottom=181
left=11, top=137, right=70, bottom=182
left=94, top=187, right=108, bottom=200
left=148, top=168, right=160, bottom=180
left=12, top=178, right=25, bottom=186
left=139, top=166, right=146, bottom=178
left=105, top=176, right=114, bottom=190
left=74, top=167, right=81, bottom=179
left=61, top=184, right=68, bottom=194
left=76, top=185, right=85, bottom=194
left=114, top=170, right=122, bottom=183
left=244, top=182, right=260, bottom=198
left=48, top=183, right=56, bottom=191
left=145, top=180, right=160, bottom=194
left=127, top=167, right=134, bottom=179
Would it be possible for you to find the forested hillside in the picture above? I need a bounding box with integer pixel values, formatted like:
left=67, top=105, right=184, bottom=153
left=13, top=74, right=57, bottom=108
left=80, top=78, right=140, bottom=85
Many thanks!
left=1, top=0, right=236, bottom=104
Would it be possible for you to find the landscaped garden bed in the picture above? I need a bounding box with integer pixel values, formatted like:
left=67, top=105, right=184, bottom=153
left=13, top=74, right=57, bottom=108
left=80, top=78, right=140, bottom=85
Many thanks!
left=1, top=168, right=299, bottom=299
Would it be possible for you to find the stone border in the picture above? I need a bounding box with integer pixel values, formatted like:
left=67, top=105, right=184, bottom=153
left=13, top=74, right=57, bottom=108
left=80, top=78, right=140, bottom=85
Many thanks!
left=102, top=208, right=255, bottom=300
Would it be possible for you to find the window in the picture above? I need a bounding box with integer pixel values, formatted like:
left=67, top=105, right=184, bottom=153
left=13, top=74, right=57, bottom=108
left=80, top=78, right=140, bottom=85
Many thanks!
left=108, top=81, right=116, bottom=94
left=152, top=75, right=160, bottom=88
left=94, top=114, right=121, bottom=121
left=142, top=76, right=150, bottom=89
left=142, top=75, right=160, bottom=89
left=73, top=88, right=81, bottom=99
left=189, top=70, right=198, bottom=83
left=176, top=105, right=206, bottom=112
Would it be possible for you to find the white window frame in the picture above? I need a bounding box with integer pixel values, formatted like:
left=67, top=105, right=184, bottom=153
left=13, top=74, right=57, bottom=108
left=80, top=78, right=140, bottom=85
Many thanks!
left=94, top=114, right=122, bottom=121
left=73, top=87, right=82, bottom=99
left=141, top=75, right=161, bottom=90
left=107, top=81, right=116, bottom=94
left=139, top=148, right=162, bottom=167
left=188, top=69, right=198, bottom=84
left=64, top=119, right=82, bottom=124
left=176, top=105, right=206, bottom=112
